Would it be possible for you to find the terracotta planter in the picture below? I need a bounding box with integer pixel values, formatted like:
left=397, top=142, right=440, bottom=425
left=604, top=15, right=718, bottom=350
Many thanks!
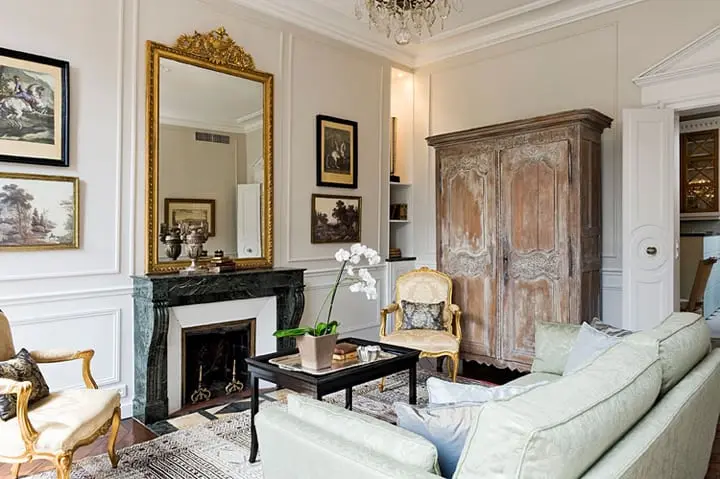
left=295, top=333, right=338, bottom=370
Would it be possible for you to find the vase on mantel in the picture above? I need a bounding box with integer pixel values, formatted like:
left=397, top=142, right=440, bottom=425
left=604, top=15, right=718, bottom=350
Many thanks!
left=295, top=333, right=339, bottom=370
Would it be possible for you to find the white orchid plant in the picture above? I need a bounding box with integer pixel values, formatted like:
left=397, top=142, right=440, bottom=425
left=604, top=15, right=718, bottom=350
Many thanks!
left=274, top=243, right=381, bottom=338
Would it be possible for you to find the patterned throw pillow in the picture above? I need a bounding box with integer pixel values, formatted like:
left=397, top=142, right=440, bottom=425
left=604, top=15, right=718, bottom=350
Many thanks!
left=401, top=300, right=445, bottom=330
left=590, top=317, right=634, bottom=337
left=0, top=348, right=50, bottom=421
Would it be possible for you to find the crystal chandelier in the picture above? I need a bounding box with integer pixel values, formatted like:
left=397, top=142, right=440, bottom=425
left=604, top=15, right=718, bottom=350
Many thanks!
left=355, top=0, right=464, bottom=46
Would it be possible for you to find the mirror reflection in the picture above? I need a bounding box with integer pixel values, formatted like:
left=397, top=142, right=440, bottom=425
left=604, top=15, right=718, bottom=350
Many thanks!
left=157, top=57, right=264, bottom=263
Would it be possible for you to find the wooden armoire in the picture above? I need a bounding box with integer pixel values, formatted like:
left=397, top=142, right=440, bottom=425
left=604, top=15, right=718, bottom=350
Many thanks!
left=428, top=109, right=613, bottom=371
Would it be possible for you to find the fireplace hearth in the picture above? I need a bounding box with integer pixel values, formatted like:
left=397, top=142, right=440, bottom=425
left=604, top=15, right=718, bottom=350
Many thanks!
left=183, top=319, right=255, bottom=406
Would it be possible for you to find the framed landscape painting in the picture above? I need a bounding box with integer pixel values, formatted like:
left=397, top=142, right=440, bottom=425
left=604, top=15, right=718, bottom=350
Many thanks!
left=0, top=47, right=69, bottom=167
left=316, top=115, right=358, bottom=189
left=164, top=198, right=216, bottom=236
left=311, top=194, right=361, bottom=244
left=0, top=172, right=79, bottom=250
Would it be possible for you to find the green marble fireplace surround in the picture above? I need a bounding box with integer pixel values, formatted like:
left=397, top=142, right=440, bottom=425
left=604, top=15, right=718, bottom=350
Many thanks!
left=132, top=268, right=305, bottom=424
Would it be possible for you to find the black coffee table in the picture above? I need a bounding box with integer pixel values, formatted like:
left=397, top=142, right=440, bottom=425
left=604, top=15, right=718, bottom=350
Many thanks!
left=245, top=337, right=420, bottom=463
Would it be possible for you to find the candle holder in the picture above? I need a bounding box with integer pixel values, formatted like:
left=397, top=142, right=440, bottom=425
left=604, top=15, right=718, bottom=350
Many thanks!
left=190, top=364, right=211, bottom=404
left=225, top=359, right=244, bottom=395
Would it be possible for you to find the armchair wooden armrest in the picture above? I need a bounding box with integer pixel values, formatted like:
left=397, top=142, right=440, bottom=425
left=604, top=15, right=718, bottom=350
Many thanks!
left=0, top=378, right=39, bottom=450
left=449, top=304, right=462, bottom=340
left=30, top=349, right=97, bottom=389
left=380, top=303, right=399, bottom=337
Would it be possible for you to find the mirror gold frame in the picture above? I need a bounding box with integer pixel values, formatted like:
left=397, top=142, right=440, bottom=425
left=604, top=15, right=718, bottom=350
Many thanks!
left=145, top=27, right=274, bottom=274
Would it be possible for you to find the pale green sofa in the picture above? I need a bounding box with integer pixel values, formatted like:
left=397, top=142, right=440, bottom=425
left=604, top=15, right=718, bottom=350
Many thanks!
left=255, top=313, right=720, bottom=478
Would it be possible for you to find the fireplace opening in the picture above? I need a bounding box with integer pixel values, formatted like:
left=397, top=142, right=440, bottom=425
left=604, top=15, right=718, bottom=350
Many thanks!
left=182, top=318, right=255, bottom=406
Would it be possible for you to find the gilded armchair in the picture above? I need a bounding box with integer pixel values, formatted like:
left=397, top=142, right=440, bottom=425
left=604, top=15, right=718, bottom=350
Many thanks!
left=379, top=267, right=462, bottom=391
left=0, top=311, right=121, bottom=479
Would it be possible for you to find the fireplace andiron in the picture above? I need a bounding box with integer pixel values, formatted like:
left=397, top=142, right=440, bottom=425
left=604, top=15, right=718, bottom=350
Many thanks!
left=190, top=364, right=212, bottom=404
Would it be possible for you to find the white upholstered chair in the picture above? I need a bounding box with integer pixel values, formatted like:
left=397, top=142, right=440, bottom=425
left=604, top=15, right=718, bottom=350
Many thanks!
left=379, top=267, right=462, bottom=391
left=0, top=311, right=121, bottom=479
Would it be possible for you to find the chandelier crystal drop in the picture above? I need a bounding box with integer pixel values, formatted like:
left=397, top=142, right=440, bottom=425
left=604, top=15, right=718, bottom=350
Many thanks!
left=355, top=0, right=463, bottom=46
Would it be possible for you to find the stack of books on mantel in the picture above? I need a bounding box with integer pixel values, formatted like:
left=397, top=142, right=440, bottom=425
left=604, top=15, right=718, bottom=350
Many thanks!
left=208, top=250, right=236, bottom=273
left=333, top=343, right=358, bottom=361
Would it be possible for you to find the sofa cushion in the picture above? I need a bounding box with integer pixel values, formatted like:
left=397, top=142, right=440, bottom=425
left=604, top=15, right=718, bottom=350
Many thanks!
left=426, top=377, right=548, bottom=405
left=627, top=312, right=710, bottom=395
left=563, top=323, right=619, bottom=376
left=531, top=321, right=580, bottom=375
left=395, top=402, right=485, bottom=478
left=506, top=372, right=560, bottom=387
left=454, top=341, right=662, bottom=479
left=287, top=394, right=439, bottom=474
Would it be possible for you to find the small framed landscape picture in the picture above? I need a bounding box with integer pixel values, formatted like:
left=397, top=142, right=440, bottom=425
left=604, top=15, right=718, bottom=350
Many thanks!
left=164, top=198, right=216, bottom=236
left=317, top=114, right=358, bottom=189
left=311, top=194, right=361, bottom=244
left=0, top=172, right=79, bottom=250
left=0, top=47, right=70, bottom=167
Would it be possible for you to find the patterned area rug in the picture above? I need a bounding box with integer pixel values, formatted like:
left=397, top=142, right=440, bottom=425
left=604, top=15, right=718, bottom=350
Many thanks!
left=28, top=370, right=489, bottom=479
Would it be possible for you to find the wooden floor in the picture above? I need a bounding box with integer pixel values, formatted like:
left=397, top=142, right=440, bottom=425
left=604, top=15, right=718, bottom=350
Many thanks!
left=0, top=419, right=156, bottom=478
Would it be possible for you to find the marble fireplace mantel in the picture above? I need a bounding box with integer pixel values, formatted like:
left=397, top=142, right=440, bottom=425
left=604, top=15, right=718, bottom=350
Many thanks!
left=132, top=267, right=305, bottom=424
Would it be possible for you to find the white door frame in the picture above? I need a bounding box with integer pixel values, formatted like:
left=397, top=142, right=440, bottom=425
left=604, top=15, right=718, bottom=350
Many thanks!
left=625, top=25, right=720, bottom=328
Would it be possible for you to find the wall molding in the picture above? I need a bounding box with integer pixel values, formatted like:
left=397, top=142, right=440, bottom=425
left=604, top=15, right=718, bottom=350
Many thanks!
left=0, top=286, right=133, bottom=307
left=680, top=116, right=720, bottom=133
left=11, top=309, right=122, bottom=389
left=0, top=0, right=128, bottom=282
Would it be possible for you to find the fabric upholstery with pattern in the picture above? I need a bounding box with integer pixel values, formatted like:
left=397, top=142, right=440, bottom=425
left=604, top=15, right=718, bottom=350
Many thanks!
left=401, top=300, right=445, bottom=330
left=0, top=348, right=50, bottom=421
left=590, top=317, right=633, bottom=337
left=395, top=273, right=453, bottom=332
left=381, top=330, right=459, bottom=354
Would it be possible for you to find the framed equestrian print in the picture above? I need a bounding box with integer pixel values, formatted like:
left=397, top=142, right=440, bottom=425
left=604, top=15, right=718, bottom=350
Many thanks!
left=0, top=47, right=69, bottom=167
left=316, top=114, right=358, bottom=188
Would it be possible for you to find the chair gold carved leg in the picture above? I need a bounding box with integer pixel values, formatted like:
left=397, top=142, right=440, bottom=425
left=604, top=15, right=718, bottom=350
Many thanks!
left=108, top=406, right=121, bottom=468
left=379, top=376, right=385, bottom=393
left=11, top=463, right=20, bottom=479
left=55, top=452, right=73, bottom=479
left=451, top=354, right=459, bottom=382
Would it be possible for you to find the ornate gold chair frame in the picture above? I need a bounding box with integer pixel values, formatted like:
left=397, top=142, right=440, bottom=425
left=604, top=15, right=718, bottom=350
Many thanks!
left=0, top=350, right=120, bottom=479
left=379, top=267, right=462, bottom=391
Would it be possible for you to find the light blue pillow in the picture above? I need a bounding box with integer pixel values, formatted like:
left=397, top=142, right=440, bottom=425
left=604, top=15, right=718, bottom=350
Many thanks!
left=394, top=402, right=485, bottom=478
left=426, top=376, right=548, bottom=405
left=563, top=322, right=619, bottom=375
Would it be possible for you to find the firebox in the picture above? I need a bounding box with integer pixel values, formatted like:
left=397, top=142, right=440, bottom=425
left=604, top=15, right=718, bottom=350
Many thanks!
left=181, top=318, right=255, bottom=406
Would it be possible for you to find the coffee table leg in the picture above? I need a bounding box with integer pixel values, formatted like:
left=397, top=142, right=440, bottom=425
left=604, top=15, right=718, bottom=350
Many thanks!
left=409, top=363, right=417, bottom=405
left=249, top=373, right=259, bottom=463
left=345, top=387, right=353, bottom=410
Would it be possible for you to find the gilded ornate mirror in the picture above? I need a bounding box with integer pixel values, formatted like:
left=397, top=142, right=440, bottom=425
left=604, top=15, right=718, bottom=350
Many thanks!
left=145, top=28, right=273, bottom=273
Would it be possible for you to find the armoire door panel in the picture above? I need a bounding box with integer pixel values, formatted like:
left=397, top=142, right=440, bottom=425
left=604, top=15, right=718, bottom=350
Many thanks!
left=438, top=148, right=497, bottom=359
left=500, top=140, right=571, bottom=365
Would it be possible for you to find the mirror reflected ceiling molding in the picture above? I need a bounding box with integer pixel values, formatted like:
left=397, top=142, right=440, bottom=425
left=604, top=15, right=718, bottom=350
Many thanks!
left=145, top=27, right=274, bottom=274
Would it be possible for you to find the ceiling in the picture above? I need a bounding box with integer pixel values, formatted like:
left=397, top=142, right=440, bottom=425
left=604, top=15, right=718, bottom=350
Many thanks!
left=231, top=0, right=646, bottom=67
left=159, top=58, right=263, bottom=133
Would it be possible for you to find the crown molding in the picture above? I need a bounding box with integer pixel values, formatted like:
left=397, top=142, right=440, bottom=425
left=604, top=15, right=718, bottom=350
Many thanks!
left=231, top=0, right=647, bottom=68
left=160, top=115, right=245, bottom=134
left=680, top=115, right=720, bottom=133
left=414, top=0, right=647, bottom=66
left=236, top=109, right=264, bottom=133
left=634, top=25, right=720, bottom=87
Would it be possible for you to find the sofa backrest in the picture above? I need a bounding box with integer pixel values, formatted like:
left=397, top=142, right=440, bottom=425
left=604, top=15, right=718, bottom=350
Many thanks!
left=453, top=341, right=661, bottom=479
left=627, top=312, right=710, bottom=395
left=582, top=348, right=720, bottom=479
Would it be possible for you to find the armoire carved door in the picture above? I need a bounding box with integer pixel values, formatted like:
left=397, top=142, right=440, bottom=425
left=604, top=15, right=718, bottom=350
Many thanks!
left=429, top=109, right=612, bottom=371
left=499, top=141, right=570, bottom=365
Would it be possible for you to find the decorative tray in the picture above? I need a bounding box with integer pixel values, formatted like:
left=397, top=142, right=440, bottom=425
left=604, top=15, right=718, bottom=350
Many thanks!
left=269, top=351, right=397, bottom=376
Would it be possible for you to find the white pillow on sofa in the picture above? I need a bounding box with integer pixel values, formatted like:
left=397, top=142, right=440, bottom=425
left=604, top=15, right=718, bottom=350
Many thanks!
left=563, top=323, right=619, bottom=376
left=426, top=377, right=548, bottom=405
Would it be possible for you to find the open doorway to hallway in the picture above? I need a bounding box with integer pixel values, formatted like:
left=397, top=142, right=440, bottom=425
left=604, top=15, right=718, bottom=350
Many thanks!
left=677, top=107, right=720, bottom=343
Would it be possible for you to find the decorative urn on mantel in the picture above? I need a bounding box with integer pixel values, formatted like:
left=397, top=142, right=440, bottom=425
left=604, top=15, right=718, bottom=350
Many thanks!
left=274, top=244, right=380, bottom=370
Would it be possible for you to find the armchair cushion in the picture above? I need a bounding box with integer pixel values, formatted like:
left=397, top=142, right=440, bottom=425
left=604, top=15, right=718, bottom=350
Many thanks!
left=401, top=300, right=445, bottom=331
left=0, top=388, right=120, bottom=457
left=0, top=348, right=50, bottom=421
left=381, top=330, right=459, bottom=354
